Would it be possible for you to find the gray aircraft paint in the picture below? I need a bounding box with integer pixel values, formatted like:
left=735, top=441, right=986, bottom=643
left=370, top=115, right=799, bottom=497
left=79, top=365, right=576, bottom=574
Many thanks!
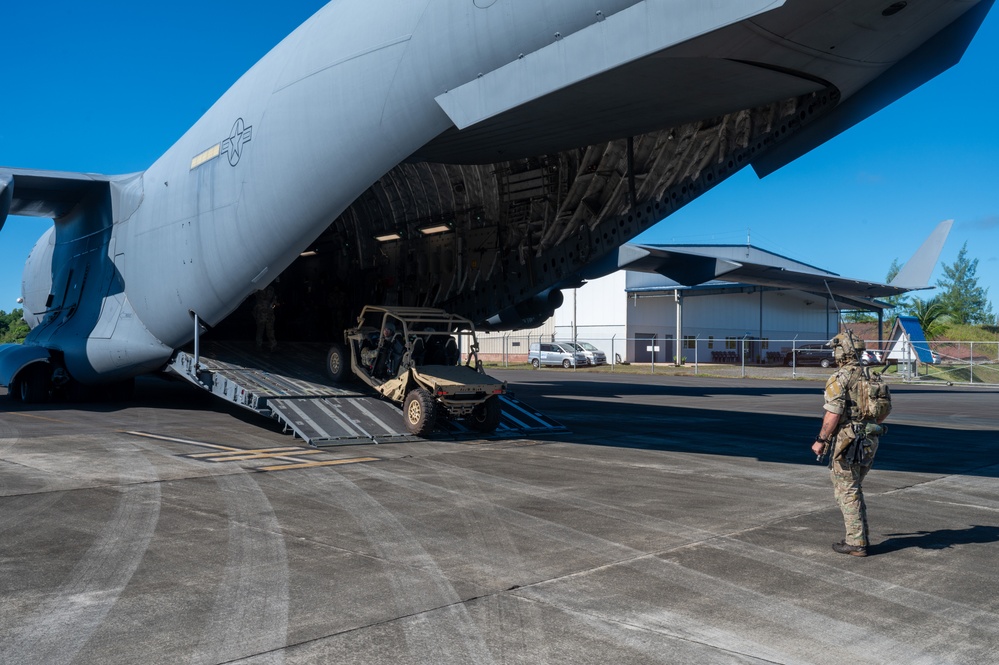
left=0, top=0, right=993, bottom=388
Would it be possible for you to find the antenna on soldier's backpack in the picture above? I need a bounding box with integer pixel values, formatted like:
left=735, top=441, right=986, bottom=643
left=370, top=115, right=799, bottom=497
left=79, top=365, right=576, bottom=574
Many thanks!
left=822, top=280, right=848, bottom=333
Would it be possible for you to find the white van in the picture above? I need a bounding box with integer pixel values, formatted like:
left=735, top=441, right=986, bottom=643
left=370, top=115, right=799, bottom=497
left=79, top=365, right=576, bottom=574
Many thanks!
left=528, top=342, right=588, bottom=368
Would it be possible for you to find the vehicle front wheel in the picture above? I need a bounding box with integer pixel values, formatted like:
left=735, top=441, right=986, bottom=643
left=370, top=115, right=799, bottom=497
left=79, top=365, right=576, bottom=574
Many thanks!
left=466, top=396, right=502, bottom=433
left=820, top=358, right=832, bottom=368
left=326, top=343, right=349, bottom=383
left=403, top=388, right=437, bottom=436
left=562, top=359, right=572, bottom=369
left=531, top=358, right=540, bottom=369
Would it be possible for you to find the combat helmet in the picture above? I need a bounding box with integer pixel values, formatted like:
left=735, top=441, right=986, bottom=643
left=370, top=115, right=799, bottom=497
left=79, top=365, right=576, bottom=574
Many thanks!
left=827, top=329, right=865, bottom=365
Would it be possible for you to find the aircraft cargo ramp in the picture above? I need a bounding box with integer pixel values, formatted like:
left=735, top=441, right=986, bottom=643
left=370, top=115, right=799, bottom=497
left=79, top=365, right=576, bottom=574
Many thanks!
left=167, top=342, right=565, bottom=446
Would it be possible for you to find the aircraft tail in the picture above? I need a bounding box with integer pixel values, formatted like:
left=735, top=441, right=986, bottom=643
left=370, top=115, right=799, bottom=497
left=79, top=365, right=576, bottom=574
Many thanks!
left=889, top=219, right=953, bottom=289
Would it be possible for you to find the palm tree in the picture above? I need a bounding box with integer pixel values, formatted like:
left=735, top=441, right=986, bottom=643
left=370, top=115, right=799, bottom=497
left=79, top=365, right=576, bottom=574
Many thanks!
left=905, top=297, right=947, bottom=339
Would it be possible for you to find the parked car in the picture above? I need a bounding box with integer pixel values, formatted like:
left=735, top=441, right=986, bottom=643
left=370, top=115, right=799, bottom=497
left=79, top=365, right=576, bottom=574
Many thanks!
left=566, top=341, right=607, bottom=365
left=784, top=343, right=835, bottom=368
left=528, top=342, right=588, bottom=368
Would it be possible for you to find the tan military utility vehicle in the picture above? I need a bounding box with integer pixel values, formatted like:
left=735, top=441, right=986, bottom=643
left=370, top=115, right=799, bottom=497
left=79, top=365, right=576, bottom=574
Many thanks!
left=325, top=306, right=506, bottom=436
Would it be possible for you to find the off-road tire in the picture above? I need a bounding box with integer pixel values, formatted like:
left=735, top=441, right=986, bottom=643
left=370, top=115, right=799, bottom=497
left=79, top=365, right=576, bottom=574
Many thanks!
left=466, top=396, right=502, bottom=433
left=403, top=387, right=437, bottom=436
left=326, top=343, right=349, bottom=383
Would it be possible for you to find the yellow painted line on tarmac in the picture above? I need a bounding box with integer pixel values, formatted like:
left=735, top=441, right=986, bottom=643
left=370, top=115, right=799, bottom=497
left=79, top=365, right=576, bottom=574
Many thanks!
left=257, top=457, right=380, bottom=472
left=123, top=430, right=380, bottom=473
left=123, top=431, right=241, bottom=452
left=10, top=412, right=73, bottom=424
left=186, top=446, right=306, bottom=458
left=205, top=450, right=324, bottom=462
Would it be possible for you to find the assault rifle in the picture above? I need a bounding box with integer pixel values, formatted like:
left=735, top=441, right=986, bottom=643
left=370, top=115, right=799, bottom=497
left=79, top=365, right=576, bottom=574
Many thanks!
left=830, top=422, right=887, bottom=466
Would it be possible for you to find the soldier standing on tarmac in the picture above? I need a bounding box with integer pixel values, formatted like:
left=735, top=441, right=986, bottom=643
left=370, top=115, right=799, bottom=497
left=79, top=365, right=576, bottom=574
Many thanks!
left=811, top=330, right=892, bottom=557
left=253, top=284, right=279, bottom=352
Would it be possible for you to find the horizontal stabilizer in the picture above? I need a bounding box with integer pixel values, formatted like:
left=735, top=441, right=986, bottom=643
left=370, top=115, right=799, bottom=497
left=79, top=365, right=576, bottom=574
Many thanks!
left=435, top=0, right=785, bottom=131
left=752, top=0, right=994, bottom=178
left=890, top=219, right=953, bottom=289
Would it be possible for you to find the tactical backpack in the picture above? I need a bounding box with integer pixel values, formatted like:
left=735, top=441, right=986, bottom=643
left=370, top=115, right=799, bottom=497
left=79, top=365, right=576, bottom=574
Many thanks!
left=846, top=366, right=892, bottom=422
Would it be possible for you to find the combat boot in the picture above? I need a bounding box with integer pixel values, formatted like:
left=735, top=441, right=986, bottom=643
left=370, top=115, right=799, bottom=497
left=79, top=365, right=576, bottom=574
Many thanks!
left=832, top=541, right=867, bottom=557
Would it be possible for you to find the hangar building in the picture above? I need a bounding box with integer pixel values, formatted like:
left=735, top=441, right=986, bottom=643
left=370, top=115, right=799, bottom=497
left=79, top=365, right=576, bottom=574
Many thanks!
left=551, top=244, right=888, bottom=364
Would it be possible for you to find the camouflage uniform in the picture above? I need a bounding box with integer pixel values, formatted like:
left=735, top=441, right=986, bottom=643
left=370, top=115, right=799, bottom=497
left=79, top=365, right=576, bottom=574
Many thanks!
left=823, top=364, right=879, bottom=548
left=253, top=285, right=278, bottom=351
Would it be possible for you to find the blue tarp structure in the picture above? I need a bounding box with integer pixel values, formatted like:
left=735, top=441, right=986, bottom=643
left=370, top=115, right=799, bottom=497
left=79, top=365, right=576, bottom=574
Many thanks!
left=887, top=315, right=936, bottom=364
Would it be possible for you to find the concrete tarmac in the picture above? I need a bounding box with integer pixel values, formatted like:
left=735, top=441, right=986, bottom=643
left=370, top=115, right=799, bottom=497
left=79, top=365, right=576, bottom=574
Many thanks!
left=1, top=370, right=998, bottom=664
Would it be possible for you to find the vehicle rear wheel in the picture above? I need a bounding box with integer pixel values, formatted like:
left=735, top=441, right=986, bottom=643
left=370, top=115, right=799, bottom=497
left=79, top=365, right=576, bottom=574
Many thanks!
left=403, top=388, right=437, bottom=436
left=531, top=358, right=540, bottom=369
left=562, top=359, right=572, bottom=369
left=466, top=396, right=501, bottom=433
left=326, top=342, right=349, bottom=382
left=19, top=364, right=50, bottom=404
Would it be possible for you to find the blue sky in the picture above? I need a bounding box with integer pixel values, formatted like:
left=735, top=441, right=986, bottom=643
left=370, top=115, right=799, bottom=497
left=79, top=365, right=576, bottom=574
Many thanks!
left=2, top=2, right=997, bottom=320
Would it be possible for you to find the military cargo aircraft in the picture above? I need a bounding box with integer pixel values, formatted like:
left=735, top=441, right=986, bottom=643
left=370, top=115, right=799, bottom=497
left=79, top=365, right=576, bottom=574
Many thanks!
left=0, top=0, right=994, bottom=403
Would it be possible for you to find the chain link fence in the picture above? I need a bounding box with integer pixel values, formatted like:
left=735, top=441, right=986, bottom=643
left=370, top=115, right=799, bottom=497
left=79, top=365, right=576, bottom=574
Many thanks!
left=475, top=333, right=999, bottom=385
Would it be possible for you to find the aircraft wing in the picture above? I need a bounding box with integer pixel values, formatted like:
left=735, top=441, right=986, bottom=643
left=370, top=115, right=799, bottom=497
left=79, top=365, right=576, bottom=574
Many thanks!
left=0, top=168, right=114, bottom=225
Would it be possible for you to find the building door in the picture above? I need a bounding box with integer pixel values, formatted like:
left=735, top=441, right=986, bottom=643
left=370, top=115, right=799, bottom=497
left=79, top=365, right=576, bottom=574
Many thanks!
left=634, top=333, right=655, bottom=363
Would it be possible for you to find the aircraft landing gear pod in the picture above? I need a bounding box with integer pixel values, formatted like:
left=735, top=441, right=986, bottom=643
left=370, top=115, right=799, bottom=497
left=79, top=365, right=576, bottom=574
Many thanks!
left=0, top=345, right=53, bottom=403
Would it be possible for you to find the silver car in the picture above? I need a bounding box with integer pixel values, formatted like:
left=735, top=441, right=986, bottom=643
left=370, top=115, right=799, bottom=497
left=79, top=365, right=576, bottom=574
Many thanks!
left=529, top=342, right=588, bottom=368
left=567, top=342, right=607, bottom=365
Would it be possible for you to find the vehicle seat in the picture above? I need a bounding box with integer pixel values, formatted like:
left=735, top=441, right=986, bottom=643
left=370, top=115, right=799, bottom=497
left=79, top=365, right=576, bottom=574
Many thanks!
left=443, top=338, right=459, bottom=366
left=409, top=336, right=425, bottom=367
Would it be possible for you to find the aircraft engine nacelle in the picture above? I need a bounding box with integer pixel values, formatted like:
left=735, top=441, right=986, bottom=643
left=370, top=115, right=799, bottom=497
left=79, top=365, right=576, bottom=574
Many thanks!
left=20, top=227, right=56, bottom=330
left=481, top=289, right=564, bottom=332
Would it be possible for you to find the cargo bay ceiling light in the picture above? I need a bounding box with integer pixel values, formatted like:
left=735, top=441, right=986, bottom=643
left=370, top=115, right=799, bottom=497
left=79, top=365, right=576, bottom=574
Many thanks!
left=419, top=224, right=451, bottom=235
left=374, top=232, right=402, bottom=242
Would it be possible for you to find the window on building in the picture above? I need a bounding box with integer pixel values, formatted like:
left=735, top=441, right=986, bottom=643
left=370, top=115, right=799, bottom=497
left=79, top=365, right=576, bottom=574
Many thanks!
left=762, top=338, right=769, bottom=349
left=725, top=337, right=737, bottom=349
left=707, top=336, right=714, bottom=349
left=683, top=336, right=696, bottom=349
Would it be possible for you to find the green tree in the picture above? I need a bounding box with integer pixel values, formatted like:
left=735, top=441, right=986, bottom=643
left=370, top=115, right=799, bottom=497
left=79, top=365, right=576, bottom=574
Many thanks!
left=903, top=297, right=947, bottom=339
left=936, top=242, right=994, bottom=325
left=0, top=309, right=30, bottom=344
left=844, top=310, right=876, bottom=323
